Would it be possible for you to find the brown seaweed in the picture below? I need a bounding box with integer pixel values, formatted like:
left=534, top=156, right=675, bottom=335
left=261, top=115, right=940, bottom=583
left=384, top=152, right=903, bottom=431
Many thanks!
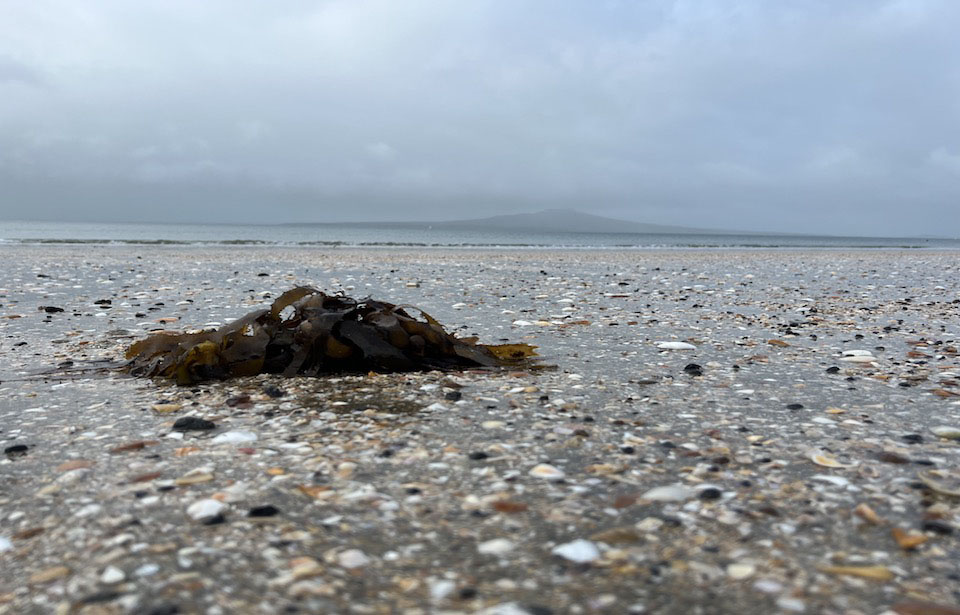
left=125, top=287, right=538, bottom=385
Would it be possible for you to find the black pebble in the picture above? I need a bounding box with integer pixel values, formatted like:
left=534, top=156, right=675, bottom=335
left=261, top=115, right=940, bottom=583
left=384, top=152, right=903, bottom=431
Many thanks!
left=683, top=363, right=703, bottom=376
left=145, top=606, right=180, bottom=615
left=172, top=417, right=216, bottom=431
left=620, top=446, right=636, bottom=454
left=4, top=444, right=28, bottom=456
left=825, top=366, right=840, bottom=374
left=444, top=391, right=462, bottom=401
left=902, top=434, right=924, bottom=444
left=921, top=520, right=954, bottom=535
left=263, top=385, right=286, bottom=398
left=79, top=590, right=123, bottom=604
left=248, top=505, right=281, bottom=517
left=458, top=587, right=478, bottom=599
left=202, top=513, right=226, bottom=525
left=525, top=606, right=554, bottom=615
left=41, top=306, right=64, bottom=313
left=468, top=451, right=489, bottom=460
left=699, top=487, right=723, bottom=500
left=786, top=403, right=804, bottom=410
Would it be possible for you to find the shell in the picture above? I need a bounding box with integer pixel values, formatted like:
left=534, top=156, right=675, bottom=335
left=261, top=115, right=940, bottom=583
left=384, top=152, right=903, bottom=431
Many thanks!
left=917, top=469, right=960, bottom=497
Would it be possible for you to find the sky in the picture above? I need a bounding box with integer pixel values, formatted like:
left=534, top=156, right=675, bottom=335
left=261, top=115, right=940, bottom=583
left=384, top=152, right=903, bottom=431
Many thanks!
left=1, top=0, right=958, bottom=236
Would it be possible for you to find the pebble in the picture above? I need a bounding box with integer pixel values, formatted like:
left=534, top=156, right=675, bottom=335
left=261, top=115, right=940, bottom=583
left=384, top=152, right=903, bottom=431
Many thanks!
left=478, top=538, right=515, bottom=556
left=248, top=505, right=280, bottom=517
left=171, top=416, right=216, bottom=431
left=0, top=536, right=11, bottom=553
left=186, top=499, right=225, bottom=522
left=551, top=539, right=600, bottom=563
left=337, top=549, right=371, bottom=569
left=100, top=566, right=126, bottom=584
left=211, top=430, right=258, bottom=444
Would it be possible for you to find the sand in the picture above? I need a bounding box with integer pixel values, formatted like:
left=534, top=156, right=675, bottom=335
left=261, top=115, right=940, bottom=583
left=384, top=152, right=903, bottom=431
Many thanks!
left=1, top=245, right=959, bottom=615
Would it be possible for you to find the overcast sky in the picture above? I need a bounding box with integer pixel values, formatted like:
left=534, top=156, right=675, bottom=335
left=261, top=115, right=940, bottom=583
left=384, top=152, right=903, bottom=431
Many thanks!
left=1, top=1, right=958, bottom=235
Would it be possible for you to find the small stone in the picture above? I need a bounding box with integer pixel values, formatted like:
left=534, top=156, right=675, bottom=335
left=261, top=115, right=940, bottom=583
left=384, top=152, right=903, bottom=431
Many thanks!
left=211, top=431, right=258, bottom=444
left=429, top=579, right=457, bottom=602
left=100, top=566, right=125, bottom=584
left=876, top=451, right=910, bottom=464
left=134, top=563, right=160, bottom=577
left=551, top=539, right=600, bottom=563
left=263, top=385, right=286, bottom=398
left=4, top=444, right=28, bottom=457
left=902, top=433, right=924, bottom=444
left=186, top=499, right=225, bottom=522
left=478, top=538, right=515, bottom=556
left=528, top=463, right=565, bottom=480
left=468, top=451, right=489, bottom=460
left=171, top=417, right=215, bottom=431
left=921, top=520, right=954, bottom=535
left=698, top=487, right=723, bottom=500
left=248, top=505, right=280, bottom=517
left=337, top=549, right=371, bottom=569
left=0, top=536, right=12, bottom=553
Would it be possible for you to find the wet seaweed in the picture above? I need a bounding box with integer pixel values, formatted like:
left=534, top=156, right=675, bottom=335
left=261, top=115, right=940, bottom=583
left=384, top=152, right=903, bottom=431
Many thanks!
left=125, top=287, right=538, bottom=385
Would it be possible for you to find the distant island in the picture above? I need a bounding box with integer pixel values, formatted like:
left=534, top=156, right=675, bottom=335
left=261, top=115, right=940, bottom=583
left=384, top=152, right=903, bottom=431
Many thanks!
left=292, top=208, right=736, bottom=235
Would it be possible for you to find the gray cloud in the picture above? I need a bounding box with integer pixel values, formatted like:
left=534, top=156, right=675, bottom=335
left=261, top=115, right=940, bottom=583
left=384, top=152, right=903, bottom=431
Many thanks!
left=1, top=0, right=958, bottom=236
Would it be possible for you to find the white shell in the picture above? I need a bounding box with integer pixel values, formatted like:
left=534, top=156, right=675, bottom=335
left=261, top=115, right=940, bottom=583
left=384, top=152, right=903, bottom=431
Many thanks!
left=211, top=430, right=258, bottom=444
left=656, top=341, right=697, bottom=350
left=641, top=484, right=697, bottom=502
left=186, top=498, right=225, bottom=521
left=528, top=463, right=565, bottom=480
left=931, top=426, right=960, bottom=440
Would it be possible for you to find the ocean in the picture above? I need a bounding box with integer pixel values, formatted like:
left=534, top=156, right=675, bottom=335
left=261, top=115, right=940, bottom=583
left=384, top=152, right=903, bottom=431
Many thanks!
left=1, top=219, right=957, bottom=249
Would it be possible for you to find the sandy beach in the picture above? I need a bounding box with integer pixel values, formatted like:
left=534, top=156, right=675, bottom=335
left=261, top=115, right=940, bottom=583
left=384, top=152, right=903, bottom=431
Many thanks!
left=1, top=245, right=959, bottom=615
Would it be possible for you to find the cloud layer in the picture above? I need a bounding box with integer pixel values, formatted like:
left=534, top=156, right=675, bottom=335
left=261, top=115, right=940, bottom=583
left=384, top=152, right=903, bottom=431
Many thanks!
left=1, top=0, right=958, bottom=235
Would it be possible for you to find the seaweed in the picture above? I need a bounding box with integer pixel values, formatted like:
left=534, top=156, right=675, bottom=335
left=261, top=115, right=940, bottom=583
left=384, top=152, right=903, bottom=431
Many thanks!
left=125, top=287, right=538, bottom=385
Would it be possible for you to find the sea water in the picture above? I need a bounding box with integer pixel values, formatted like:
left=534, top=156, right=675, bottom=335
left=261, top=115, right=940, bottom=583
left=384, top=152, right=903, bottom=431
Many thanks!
left=1, top=220, right=957, bottom=249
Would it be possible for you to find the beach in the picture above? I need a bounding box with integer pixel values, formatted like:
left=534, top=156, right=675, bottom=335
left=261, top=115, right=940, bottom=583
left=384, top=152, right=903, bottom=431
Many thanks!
left=1, top=245, right=959, bottom=615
